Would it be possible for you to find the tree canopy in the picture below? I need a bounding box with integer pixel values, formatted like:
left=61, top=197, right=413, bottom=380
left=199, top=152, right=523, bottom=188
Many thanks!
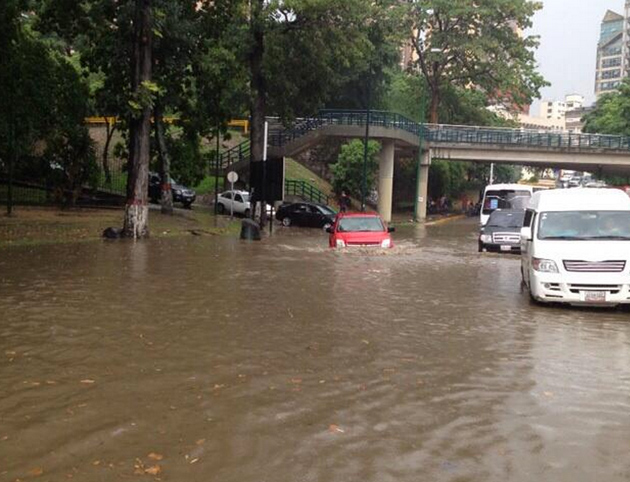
left=404, top=0, right=547, bottom=123
left=583, top=79, right=630, bottom=136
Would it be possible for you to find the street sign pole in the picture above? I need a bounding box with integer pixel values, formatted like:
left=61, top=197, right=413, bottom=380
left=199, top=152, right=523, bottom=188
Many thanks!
left=227, top=171, right=238, bottom=219
left=262, top=121, right=269, bottom=229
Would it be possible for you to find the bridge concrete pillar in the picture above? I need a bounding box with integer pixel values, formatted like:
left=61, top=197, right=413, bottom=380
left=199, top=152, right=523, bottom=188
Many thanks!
left=415, top=150, right=431, bottom=222
left=378, top=140, right=395, bottom=223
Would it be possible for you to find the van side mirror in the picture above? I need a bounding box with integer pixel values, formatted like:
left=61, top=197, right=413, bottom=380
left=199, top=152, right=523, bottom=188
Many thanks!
left=326, top=227, right=333, bottom=234
left=521, top=227, right=532, bottom=241
left=388, top=227, right=396, bottom=233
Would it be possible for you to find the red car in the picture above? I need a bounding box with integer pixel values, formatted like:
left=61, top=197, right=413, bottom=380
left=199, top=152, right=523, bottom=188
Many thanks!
left=327, top=212, right=395, bottom=248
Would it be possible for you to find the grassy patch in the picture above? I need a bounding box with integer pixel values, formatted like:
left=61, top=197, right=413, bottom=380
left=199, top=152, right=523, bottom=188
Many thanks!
left=0, top=206, right=240, bottom=248
left=194, top=176, right=224, bottom=195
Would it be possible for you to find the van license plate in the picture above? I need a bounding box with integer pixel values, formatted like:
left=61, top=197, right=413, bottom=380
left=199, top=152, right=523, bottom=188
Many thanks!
left=583, top=291, right=607, bottom=302
left=500, top=245, right=512, bottom=251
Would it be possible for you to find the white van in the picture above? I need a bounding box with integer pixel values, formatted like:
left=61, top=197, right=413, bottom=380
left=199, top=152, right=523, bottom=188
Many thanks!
left=521, top=188, right=630, bottom=306
left=480, top=184, right=534, bottom=226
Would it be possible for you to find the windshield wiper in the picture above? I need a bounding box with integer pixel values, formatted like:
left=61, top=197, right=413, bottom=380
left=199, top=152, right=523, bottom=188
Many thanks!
left=582, top=235, right=630, bottom=240
left=541, top=236, right=584, bottom=240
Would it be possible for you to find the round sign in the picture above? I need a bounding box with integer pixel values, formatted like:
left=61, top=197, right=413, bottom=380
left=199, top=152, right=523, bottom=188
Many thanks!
left=227, top=171, right=239, bottom=184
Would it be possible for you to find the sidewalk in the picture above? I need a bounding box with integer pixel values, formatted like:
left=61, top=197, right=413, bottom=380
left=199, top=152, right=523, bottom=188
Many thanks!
left=391, top=211, right=469, bottom=225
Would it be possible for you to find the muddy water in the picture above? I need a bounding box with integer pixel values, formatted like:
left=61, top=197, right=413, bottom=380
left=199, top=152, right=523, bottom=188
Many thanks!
left=1, top=220, right=630, bottom=482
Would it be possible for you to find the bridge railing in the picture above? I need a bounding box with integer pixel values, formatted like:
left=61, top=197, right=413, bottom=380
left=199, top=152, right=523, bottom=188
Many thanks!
left=285, top=179, right=330, bottom=205
left=423, top=123, right=630, bottom=150
left=219, top=141, right=251, bottom=169
left=315, top=109, right=630, bottom=152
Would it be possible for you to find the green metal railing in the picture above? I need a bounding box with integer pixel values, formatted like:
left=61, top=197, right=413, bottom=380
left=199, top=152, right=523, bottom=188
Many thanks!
left=285, top=179, right=330, bottom=205
left=268, top=109, right=630, bottom=152
left=218, top=141, right=251, bottom=170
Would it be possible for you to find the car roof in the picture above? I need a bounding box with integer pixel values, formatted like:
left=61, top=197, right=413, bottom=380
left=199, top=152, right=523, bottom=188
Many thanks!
left=337, top=212, right=382, bottom=218
left=528, top=188, right=630, bottom=212
left=485, top=183, right=534, bottom=192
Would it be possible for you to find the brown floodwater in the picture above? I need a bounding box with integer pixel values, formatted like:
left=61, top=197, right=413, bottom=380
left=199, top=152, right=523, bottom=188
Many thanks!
left=1, top=219, right=630, bottom=482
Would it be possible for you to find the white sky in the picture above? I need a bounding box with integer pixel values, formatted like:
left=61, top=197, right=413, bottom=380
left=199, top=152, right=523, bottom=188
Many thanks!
left=529, top=0, right=623, bottom=109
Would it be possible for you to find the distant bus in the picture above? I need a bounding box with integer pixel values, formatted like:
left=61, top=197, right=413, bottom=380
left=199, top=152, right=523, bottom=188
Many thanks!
left=480, top=183, right=534, bottom=226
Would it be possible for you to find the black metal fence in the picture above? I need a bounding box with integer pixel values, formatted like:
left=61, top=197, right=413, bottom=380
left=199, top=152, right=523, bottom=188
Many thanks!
left=0, top=124, right=127, bottom=209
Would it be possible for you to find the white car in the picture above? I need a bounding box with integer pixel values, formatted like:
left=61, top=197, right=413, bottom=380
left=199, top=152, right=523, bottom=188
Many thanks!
left=216, top=190, right=272, bottom=217
left=521, top=188, right=630, bottom=306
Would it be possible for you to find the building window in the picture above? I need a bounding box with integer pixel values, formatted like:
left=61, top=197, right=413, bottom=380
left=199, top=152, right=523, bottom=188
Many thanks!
left=601, top=46, right=622, bottom=57
left=600, top=81, right=622, bottom=91
left=602, top=57, right=621, bottom=68
left=601, top=69, right=621, bottom=79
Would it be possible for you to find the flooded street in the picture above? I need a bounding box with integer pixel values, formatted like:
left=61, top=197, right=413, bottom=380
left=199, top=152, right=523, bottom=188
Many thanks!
left=2, top=218, right=630, bottom=482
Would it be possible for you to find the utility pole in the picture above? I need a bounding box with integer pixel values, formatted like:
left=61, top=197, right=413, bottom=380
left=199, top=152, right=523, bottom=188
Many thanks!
left=214, top=126, right=220, bottom=215
left=361, top=76, right=372, bottom=212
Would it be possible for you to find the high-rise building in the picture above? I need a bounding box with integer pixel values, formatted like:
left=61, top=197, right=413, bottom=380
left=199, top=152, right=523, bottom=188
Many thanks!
left=595, top=9, right=625, bottom=97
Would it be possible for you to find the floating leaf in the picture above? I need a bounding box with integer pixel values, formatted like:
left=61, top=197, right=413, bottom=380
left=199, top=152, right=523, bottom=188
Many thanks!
left=28, top=467, right=44, bottom=476
left=144, top=465, right=162, bottom=475
left=148, top=453, right=163, bottom=461
left=80, top=379, right=95, bottom=384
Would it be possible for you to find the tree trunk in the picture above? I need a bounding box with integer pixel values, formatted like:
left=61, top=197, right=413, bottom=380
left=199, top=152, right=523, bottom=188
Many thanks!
left=429, top=90, right=440, bottom=124
left=6, top=117, right=15, bottom=217
left=154, top=102, right=173, bottom=215
left=250, top=0, right=266, bottom=225
left=102, top=120, right=116, bottom=186
left=123, top=0, right=152, bottom=239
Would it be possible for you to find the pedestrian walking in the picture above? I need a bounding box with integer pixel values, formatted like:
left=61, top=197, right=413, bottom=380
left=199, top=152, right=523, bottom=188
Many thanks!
left=339, top=191, right=351, bottom=212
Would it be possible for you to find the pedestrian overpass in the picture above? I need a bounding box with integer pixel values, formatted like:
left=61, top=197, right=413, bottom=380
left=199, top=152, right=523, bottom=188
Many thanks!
left=219, top=110, right=630, bottom=222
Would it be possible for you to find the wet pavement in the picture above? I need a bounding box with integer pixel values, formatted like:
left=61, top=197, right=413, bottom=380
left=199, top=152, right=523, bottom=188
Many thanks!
left=1, top=218, right=630, bottom=481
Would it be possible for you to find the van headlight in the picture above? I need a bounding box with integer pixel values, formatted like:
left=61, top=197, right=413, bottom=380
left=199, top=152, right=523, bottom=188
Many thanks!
left=479, top=234, right=492, bottom=243
left=335, top=239, right=346, bottom=248
left=532, top=258, right=559, bottom=273
left=381, top=239, right=391, bottom=248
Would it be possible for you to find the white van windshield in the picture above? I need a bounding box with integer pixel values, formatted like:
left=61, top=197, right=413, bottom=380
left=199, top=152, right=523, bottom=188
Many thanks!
left=483, top=190, right=531, bottom=215
left=538, top=211, right=630, bottom=240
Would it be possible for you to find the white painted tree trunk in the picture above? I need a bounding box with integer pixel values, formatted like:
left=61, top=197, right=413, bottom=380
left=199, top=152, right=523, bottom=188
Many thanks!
left=123, top=203, right=149, bottom=239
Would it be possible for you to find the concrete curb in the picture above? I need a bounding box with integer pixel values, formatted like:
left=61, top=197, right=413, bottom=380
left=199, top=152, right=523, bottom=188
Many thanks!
left=424, top=214, right=467, bottom=226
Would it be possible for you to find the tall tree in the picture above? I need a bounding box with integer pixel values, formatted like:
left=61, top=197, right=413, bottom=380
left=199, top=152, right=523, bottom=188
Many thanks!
left=405, top=0, right=547, bottom=123
left=122, top=0, right=153, bottom=238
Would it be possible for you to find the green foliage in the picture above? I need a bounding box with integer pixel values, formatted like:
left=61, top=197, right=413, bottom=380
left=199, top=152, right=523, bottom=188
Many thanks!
left=0, top=7, right=95, bottom=207
left=385, top=70, right=518, bottom=127
left=403, top=0, right=548, bottom=122
left=167, top=131, right=208, bottom=187
left=45, top=126, right=99, bottom=205
left=581, top=79, right=630, bottom=186
left=331, top=140, right=381, bottom=198
left=583, top=79, right=630, bottom=136
left=428, top=160, right=472, bottom=200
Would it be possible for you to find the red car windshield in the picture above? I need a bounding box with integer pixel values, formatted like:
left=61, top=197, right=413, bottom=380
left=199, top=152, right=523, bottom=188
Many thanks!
left=337, top=217, right=384, bottom=232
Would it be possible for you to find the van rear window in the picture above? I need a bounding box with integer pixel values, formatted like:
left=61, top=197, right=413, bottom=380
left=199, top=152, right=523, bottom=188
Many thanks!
left=483, top=190, right=531, bottom=215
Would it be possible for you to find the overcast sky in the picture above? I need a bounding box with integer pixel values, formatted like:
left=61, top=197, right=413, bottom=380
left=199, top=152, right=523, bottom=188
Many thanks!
left=529, top=0, right=623, bottom=109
